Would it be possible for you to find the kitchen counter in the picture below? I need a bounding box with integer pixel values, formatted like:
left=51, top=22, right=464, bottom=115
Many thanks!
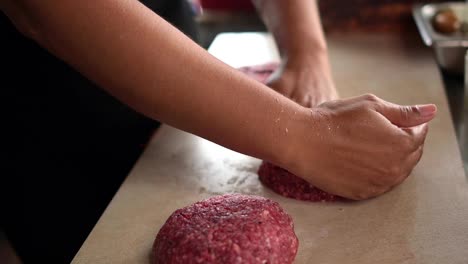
left=72, top=33, right=468, bottom=264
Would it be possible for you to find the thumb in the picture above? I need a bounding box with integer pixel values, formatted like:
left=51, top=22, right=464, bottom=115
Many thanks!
left=376, top=103, right=437, bottom=127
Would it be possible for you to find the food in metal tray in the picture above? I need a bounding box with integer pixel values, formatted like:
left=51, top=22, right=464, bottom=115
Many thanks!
left=432, top=9, right=461, bottom=34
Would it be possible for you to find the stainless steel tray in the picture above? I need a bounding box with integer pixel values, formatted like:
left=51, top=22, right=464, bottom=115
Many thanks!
left=413, top=2, right=468, bottom=74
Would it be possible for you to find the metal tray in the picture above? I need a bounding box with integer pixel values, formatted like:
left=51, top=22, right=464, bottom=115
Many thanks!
left=413, top=2, right=468, bottom=74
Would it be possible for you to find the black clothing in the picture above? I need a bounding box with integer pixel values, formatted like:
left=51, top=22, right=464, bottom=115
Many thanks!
left=0, top=1, right=197, bottom=263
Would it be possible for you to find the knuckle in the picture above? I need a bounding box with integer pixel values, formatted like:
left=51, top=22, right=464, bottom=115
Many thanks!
left=388, top=164, right=402, bottom=179
left=401, top=136, right=416, bottom=151
left=375, top=174, right=394, bottom=187
left=400, top=106, right=411, bottom=121
left=351, top=187, right=383, bottom=201
left=351, top=192, right=369, bottom=201
left=371, top=186, right=387, bottom=198
left=410, top=105, right=419, bottom=114
left=353, top=191, right=373, bottom=201
left=362, top=93, right=379, bottom=102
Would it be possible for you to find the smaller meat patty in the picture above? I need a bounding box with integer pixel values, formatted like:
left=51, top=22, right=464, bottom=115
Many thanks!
left=258, top=162, right=341, bottom=202
left=153, top=194, right=298, bottom=264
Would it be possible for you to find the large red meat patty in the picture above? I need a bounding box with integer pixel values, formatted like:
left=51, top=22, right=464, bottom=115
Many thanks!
left=258, top=162, right=341, bottom=202
left=153, top=194, right=298, bottom=264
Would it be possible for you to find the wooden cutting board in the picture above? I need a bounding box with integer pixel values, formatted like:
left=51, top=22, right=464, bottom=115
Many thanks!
left=72, top=33, right=468, bottom=264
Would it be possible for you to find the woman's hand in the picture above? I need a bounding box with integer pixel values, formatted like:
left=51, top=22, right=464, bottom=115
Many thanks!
left=280, top=94, right=436, bottom=200
left=267, top=54, right=338, bottom=107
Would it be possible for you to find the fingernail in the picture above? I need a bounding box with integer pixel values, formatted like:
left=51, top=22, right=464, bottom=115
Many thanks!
left=417, top=104, right=437, bottom=117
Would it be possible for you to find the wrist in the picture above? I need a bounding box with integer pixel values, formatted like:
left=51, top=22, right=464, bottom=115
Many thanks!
left=285, top=48, right=330, bottom=72
left=271, top=105, right=320, bottom=173
left=287, top=106, right=331, bottom=182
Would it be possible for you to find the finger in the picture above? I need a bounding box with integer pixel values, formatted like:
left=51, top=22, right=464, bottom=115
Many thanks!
left=297, top=94, right=307, bottom=107
left=292, top=93, right=309, bottom=108
left=265, top=68, right=283, bottom=86
left=401, top=123, right=429, bottom=152
left=268, top=82, right=284, bottom=95
left=303, top=94, right=313, bottom=108
left=291, top=95, right=301, bottom=105
left=348, top=183, right=386, bottom=201
left=394, top=145, right=424, bottom=186
left=376, top=102, right=437, bottom=128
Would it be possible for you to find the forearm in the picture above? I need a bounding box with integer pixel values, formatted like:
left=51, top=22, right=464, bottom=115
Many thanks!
left=252, top=0, right=327, bottom=62
left=0, top=0, right=305, bottom=165
left=252, top=0, right=336, bottom=107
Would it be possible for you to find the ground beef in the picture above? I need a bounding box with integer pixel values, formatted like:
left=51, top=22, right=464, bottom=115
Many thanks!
left=258, top=162, right=341, bottom=202
left=153, top=194, right=298, bottom=264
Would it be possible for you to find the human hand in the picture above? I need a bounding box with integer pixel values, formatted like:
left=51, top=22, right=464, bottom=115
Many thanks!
left=280, top=94, right=436, bottom=200
left=266, top=54, right=338, bottom=107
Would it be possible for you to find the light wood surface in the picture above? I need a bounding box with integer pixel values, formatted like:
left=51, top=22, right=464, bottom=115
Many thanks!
left=73, top=33, right=468, bottom=264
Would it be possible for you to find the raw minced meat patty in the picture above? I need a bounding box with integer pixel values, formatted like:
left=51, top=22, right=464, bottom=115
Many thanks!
left=153, top=194, right=298, bottom=264
left=258, top=162, right=341, bottom=202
